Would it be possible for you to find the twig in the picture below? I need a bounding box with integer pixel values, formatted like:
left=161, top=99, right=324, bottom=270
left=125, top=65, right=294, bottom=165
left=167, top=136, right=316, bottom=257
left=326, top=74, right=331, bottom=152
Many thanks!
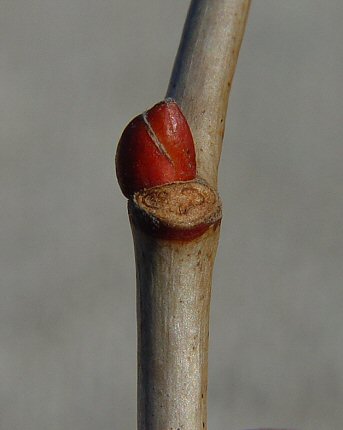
left=116, top=1, right=250, bottom=429
left=167, top=0, right=251, bottom=188
left=131, top=180, right=222, bottom=430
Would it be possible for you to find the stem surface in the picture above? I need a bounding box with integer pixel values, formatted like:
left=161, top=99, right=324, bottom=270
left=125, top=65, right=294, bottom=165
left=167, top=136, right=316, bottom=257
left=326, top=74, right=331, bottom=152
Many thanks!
left=132, top=1, right=251, bottom=429
left=167, top=0, right=251, bottom=187
left=133, top=224, right=220, bottom=430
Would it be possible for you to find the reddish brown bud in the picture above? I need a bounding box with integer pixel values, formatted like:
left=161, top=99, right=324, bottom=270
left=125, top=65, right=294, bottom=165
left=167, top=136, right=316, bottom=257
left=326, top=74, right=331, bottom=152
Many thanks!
left=115, top=99, right=196, bottom=198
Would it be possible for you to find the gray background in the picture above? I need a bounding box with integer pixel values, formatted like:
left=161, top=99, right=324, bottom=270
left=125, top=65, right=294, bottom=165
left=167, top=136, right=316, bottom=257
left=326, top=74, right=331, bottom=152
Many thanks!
left=1, top=1, right=342, bottom=429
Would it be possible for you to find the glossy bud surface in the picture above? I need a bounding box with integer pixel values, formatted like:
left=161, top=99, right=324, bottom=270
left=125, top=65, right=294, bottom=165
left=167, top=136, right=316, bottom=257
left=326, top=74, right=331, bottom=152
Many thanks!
left=116, top=99, right=196, bottom=198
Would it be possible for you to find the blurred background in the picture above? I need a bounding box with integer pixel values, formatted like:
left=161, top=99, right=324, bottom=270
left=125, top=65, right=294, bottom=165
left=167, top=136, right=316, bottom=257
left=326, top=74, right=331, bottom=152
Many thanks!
left=1, top=1, right=342, bottom=429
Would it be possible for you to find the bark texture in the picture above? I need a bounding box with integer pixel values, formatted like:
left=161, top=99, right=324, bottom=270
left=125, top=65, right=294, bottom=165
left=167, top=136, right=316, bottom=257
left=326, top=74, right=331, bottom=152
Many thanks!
left=133, top=223, right=221, bottom=430
left=167, top=0, right=251, bottom=187
left=130, top=1, right=251, bottom=429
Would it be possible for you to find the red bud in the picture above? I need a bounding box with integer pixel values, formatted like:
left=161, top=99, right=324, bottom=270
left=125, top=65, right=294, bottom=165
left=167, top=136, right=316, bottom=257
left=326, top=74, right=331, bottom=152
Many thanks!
left=115, top=99, right=196, bottom=198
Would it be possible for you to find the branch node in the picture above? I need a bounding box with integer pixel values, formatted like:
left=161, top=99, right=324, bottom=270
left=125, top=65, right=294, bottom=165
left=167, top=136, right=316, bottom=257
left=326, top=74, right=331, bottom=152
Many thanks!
left=128, top=179, right=222, bottom=241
